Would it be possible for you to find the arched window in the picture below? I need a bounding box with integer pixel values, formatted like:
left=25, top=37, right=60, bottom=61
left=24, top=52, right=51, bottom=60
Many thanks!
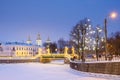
left=12, top=47, right=15, bottom=51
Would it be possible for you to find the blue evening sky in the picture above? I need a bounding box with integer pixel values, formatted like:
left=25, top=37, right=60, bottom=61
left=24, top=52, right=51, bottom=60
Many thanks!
left=0, top=0, right=120, bottom=43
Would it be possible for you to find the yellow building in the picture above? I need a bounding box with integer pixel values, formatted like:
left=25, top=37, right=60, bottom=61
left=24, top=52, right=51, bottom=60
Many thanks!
left=0, top=34, right=42, bottom=57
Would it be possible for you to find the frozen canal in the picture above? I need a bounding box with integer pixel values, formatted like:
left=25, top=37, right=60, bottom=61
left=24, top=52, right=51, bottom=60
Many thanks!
left=0, top=61, right=120, bottom=80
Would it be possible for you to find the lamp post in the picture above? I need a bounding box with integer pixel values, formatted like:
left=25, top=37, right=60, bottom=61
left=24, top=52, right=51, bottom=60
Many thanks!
left=104, top=18, right=107, bottom=60
left=104, top=12, right=117, bottom=60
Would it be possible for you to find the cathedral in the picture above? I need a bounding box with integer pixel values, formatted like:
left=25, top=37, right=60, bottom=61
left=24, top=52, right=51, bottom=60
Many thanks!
left=0, top=34, right=42, bottom=57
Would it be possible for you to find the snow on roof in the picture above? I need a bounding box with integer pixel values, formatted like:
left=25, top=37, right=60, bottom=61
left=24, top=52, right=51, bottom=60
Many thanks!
left=2, top=42, right=36, bottom=46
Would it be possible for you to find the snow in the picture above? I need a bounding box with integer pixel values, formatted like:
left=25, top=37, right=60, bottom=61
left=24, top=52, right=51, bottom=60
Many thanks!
left=0, top=61, right=120, bottom=80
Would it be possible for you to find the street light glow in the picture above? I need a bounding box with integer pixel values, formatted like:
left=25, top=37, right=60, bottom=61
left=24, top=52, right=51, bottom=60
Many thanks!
left=109, top=12, right=117, bottom=19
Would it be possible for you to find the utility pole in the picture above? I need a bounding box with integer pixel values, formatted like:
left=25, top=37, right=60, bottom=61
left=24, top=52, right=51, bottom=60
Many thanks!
left=104, top=18, right=107, bottom=60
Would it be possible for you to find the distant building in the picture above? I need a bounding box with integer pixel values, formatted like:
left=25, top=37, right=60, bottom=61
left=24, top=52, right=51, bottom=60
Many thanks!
left=36, top=34, right=42, bottom=46
left=0, top=34, right=42, bottom=57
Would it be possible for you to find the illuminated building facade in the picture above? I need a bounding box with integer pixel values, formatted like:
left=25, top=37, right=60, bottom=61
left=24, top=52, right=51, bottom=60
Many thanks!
left=0, top=34, right=42, bottom=57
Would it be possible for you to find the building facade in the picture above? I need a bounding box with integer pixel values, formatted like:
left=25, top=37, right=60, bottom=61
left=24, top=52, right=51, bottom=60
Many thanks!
left=0, top=34, right=42, bottom=57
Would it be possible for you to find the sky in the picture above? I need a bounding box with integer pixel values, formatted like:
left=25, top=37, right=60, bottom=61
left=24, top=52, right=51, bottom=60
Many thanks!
left=0, top=0, right=120, bottom=43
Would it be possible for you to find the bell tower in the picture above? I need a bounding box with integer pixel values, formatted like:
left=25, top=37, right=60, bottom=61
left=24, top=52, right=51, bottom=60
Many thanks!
left=36, top=34, right=42, bottom=46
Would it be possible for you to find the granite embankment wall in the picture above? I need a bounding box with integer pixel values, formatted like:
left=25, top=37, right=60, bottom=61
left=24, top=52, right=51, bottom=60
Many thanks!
left=70, top=61, right=120, bottom=75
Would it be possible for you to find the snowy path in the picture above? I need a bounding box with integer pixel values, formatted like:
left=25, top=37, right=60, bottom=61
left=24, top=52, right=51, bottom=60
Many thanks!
left=0, top=62, right=120, bottom=80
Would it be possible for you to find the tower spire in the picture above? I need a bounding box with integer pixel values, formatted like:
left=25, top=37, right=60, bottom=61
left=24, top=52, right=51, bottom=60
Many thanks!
left=26, top=35, right=32, bottom=44
left=46, top=37, right=51, bottom=43
left=36, top=34, right=42, bottom=46
left=37, top=34, right=41, bottom=40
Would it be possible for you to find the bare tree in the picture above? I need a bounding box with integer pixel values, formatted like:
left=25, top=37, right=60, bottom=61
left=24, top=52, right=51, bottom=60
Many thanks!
left=70, top=18, right=92, bottom=62
left=108, top=31, right=120, bottom=56
left=57, top=38, right=67, bottom=53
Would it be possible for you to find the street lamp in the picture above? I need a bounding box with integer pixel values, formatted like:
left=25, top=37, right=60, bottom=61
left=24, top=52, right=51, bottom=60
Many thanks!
left=109, top=12, right=117, bottom=19
left=104, top=12, right=117, bottom=60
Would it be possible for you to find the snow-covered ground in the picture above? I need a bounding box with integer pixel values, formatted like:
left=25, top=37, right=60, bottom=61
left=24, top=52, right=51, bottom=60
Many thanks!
left=0, top=60, right=120, bottom=80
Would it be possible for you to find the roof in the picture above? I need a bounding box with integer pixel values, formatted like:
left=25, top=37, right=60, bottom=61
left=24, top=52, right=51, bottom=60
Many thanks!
left=3, top=42, right=34, bottom=46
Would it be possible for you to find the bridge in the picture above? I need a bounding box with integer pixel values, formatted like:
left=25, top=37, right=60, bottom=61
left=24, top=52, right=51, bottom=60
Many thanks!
left=32, top=46, right=78, bottom=63
left=0, top=46, right=78, bottom=63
